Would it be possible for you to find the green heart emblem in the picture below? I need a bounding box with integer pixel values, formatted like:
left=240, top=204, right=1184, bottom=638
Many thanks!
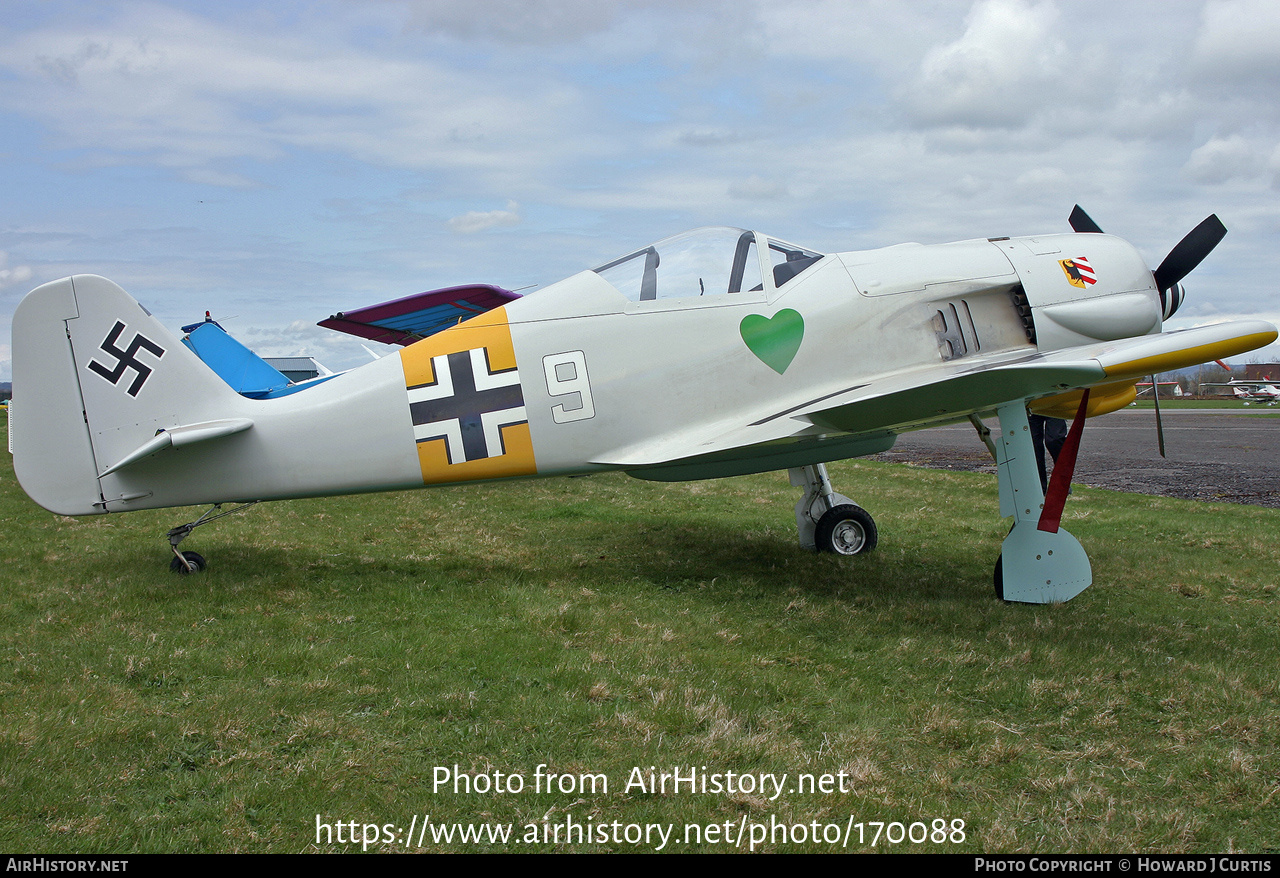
left=740, top=309, right=804, bottom=374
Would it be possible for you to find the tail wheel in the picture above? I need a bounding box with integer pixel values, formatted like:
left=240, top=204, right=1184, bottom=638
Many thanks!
left=169, top=551, right=206, bottom=574
left=814, top=505, right=878, bottom=555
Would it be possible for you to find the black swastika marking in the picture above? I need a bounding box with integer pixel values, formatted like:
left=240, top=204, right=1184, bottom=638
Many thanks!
left=87, top=321, right=166, bottom=397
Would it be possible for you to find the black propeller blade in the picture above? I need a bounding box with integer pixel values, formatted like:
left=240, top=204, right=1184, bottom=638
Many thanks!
left=1151, top=374, right=1167, bottom=458
left=1065, top=205, right=1225, bottom=459
left=1152, top=214, right=1227, bottom=293
left=1068, top=205, right=1105, bottom=234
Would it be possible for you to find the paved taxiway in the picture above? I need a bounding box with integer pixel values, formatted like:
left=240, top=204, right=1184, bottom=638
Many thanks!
left=873, top=408, right=1279, bottom=508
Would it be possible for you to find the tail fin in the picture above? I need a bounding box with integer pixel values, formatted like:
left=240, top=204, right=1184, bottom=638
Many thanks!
left=11, top=275, right=243, bottom=515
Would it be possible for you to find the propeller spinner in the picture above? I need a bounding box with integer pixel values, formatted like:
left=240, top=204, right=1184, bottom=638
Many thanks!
left=1067, top=205, right=1229, bottom=459
left=1069, top=205, right=1226, bottom=321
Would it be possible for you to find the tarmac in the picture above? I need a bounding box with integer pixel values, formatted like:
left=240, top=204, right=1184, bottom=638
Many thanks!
left=872, top=407, right=1280, bottom=509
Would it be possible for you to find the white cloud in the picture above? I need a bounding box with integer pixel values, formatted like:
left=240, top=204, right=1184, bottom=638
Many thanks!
left=904, top=0, right=1070, bottom=129
left=0, top=0, right=1277, bottom=382
left=448, top=200, right=522, bottom=233
left=0, top=4, right=592, bottom=187
left=754, top=0, right=958, bottom=71
left=1183, top=135, right=1271, bottom=185
left=1194, top=0, right=1280, bottom=80
left=728, top=175, right=787, bottom=200
left=397, top=0, right=647, bottom=45
left=676, top=128, right=746, bottom=148
left=234, top=319, right=376, bottom=373
left=0, top=252, right=34, bottom=289
left=1014, top=166, right=1070, bottom=192
left=177, top=167, right=261, bottom=189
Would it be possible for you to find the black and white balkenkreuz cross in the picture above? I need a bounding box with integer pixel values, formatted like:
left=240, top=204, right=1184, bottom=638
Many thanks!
left=87, top=321, right=166, bottom=397
left=407, top=348, right=527, bottom=464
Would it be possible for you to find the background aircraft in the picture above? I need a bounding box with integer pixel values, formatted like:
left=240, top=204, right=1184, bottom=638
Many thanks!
left=9, top=208, right=1276, bottom=603
left=1199, top=379, right=1280, bottom=405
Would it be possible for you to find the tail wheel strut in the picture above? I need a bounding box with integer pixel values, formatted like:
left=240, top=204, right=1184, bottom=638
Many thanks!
left=166, top=501, right=258, bottom=573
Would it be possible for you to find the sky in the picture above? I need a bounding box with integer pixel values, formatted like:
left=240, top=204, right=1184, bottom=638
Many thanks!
left=2, top=0, right=1279, bottom=378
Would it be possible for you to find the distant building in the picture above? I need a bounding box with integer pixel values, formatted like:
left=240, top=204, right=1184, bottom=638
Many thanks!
left=1243, top=363, right=1279, bottom=383
left=263, top=357, right=331, bottom=384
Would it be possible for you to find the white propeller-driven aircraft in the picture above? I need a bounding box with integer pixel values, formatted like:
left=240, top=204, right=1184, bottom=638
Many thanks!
left=9, top=207, right=1276, bottom=603
left=1200, top=379, right=1280, bottom=405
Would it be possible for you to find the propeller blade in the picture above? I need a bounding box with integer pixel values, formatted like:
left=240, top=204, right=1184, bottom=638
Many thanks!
left=1069, top=205, right=1104, bottom=234
left=1151, top=374, right=1166, bottom=458
left=1152, top=214, right=1227, bottom=292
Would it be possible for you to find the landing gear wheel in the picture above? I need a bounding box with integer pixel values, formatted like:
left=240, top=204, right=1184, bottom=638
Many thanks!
left=814, top=505, right=877, bottom=555
left=170, top=551, right=206, bottom=574
left=994, top=555, right=1005, bottom=602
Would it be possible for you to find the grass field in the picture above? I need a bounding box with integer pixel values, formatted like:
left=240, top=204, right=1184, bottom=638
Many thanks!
left=1127, top=399, right=1280, bottom=419
left=1131, top=398, right=1278, bottom=410
left=2, top=411, right=1278, bottom=853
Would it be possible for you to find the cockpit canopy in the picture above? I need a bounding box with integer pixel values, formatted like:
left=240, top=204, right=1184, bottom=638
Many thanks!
left=593, top=227, right=823, bottom=303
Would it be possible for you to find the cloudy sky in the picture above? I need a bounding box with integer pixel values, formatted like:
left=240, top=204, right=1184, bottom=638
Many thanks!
left=2, top=0, right=1278, bottom=377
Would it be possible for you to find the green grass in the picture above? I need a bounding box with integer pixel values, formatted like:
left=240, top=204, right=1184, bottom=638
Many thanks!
left=1131, top=398, right=1277, bottom=410
left=1130, top=399, right=1280, bottom=418
left=2, top=411, right=1278, bottom=853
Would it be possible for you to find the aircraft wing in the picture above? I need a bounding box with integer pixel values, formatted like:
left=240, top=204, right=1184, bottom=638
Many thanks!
left=595, top=357, right=1104, bottom=470
left=597, top=319, right=1277, bottom=471
left=183, top=320, right=291, bottom=398
left=318, top=284, right=519, bottom=345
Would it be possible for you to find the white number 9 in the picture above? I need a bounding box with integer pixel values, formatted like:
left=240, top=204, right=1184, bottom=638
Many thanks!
left=543, top=351, right=595, bottom=424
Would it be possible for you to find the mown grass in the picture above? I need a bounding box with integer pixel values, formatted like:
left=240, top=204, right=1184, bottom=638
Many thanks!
left=1, top=411, right=1278, bottom=853
left=1131, top=398, right=1277, bottom=411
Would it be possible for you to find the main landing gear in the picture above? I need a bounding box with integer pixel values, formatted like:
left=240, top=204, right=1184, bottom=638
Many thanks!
left=165, top=501, right=258, bottom=574
left=790, top=463, right=878, bottom=555
left=990, top=402, right=1091, bottom=604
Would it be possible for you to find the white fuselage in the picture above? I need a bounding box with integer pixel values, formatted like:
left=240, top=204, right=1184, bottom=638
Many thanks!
left=3, top=230, right=1187, bottom=515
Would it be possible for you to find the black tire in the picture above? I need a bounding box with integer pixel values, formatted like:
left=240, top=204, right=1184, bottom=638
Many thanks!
left=994, top=555, right=1005, bottom=601
left=169, top=551, right=206, bottom=574
left=814, top=504, right=877, bottom=555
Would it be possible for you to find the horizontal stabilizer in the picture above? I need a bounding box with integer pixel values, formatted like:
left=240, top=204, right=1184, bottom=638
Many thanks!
left=100, top=418, right=254, bottom=477
left=318, top=284, right=519, bottom=345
